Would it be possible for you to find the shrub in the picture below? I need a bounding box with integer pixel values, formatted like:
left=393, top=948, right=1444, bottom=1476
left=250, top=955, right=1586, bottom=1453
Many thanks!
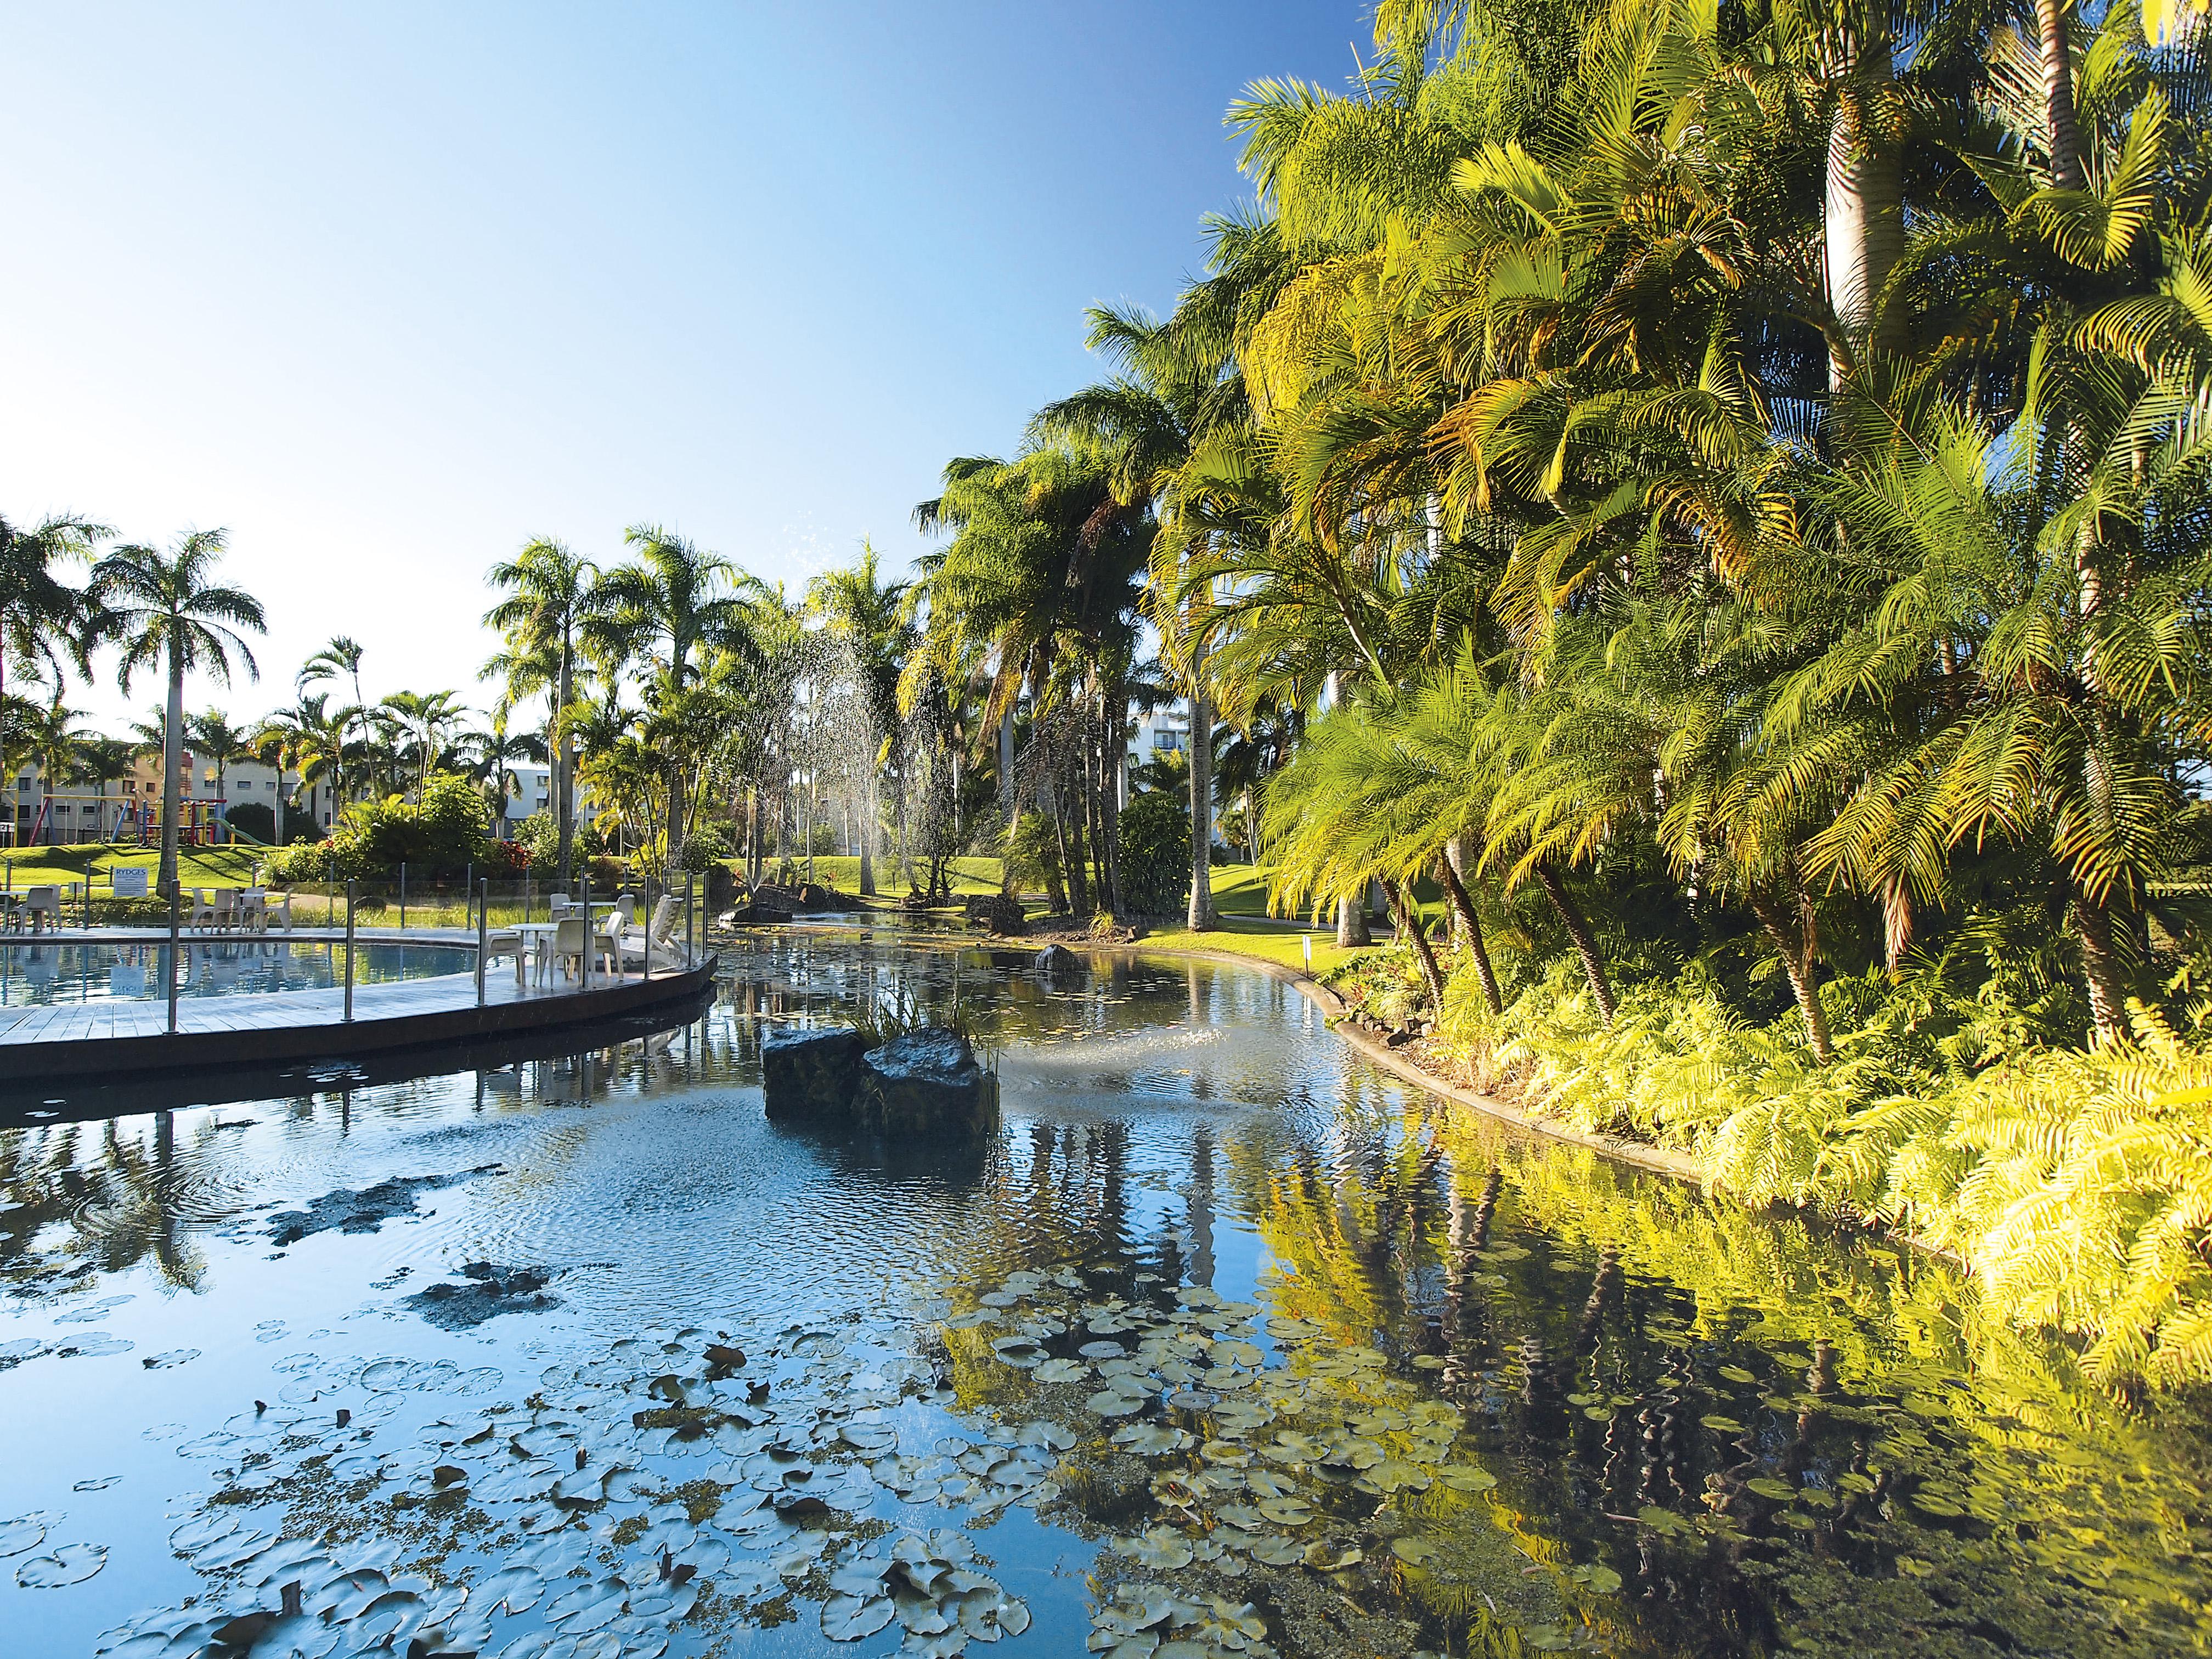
left=513, top=811, right=560, bottom=873
left=219, top=802, right=321, bottom=847
left=259, top=772, right=491, bottom=881
left=679, top=823, right=732, bottom=874
left=1115, top=790, right=1190, bottom=917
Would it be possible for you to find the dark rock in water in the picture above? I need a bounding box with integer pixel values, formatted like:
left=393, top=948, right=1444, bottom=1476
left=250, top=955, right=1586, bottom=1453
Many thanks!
left=404, top=1262, right=561, bottom=1329
left=859, top=1028, right=998, bottom=1138
left=705, top=864, right=740, bottom=915
left=1034, top=944, right=1080, bottom=978
left=762, top=1026, right=865, bottom=1120
left=266, top=1166, right=503, bottom=1246
left=964, top=892, right=1026, bottom=935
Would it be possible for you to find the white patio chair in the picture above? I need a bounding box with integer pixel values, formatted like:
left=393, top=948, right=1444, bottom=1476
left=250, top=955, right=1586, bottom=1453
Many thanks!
left=22, top=885, right=59, bottom=935
left=482, top=927, right=528, bottom=987
left=210, top=889, right=239, bottom=933
left=264, top=890, right=294, bottom=933
left=595, top=895, right=635, bottom=974
left=187, top=889, right=217, bottom=931
left=612, top=895, right=692, bottom=971
left=237, top=889, right=267, bottom=933
left=549, top=916, right=589, bottom=981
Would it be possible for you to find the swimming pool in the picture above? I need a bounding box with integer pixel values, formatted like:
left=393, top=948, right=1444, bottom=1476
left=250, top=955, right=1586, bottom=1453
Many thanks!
left=0, top=940, right=476, bottom=1006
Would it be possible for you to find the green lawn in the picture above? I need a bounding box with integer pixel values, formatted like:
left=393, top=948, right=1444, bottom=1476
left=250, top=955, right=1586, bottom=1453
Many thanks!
left=0, top=844, right=262, bottom=892
left=791, top=855, right=1008, bottom=896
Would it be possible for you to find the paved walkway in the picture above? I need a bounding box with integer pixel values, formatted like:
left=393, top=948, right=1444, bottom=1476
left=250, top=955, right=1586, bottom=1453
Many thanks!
left=0, top=938, right=703, bottom=1053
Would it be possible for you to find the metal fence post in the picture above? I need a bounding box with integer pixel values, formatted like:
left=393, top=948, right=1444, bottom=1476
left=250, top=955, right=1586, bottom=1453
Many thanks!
left=464, top=861, right=472, bottom=929
left=579, top=870, right=591, bottom=991
left=343, top=879, right=357, bottom=1023
left=641, top=872, right=651, bottom=983
left=166, top=880, right=181, bottom=1035
left=399, top=861, right=407, bottom=933
left=476, top=878, right=488, bottom=1006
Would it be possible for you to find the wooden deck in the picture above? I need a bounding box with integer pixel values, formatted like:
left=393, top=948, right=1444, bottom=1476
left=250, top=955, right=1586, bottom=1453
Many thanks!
left=0, top=936, right=717, bottom=1082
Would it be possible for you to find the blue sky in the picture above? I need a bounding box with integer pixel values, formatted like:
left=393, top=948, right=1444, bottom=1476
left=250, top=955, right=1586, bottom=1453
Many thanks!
left=1, top=2, right=1359, bottom=730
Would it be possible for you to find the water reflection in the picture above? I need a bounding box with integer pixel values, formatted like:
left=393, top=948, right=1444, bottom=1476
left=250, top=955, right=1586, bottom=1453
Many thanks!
left=0, top=930, right=2204, bottom=1658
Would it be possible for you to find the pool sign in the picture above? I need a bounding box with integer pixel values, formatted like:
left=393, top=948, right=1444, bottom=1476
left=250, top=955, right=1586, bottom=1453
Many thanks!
left=112, top=866, right=149, bottom=899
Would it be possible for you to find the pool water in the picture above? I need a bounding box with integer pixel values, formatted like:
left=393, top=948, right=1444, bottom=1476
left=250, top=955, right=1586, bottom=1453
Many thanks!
left=0, top=940, right=477, bottom=1005
left=1, top=931, right=2208, bottom=1658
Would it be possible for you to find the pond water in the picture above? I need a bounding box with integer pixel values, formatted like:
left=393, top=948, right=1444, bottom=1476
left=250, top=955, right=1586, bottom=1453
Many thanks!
left=0, top=941, right=478, bottom=1006
left=2, top=930, right=2209, bottom=1659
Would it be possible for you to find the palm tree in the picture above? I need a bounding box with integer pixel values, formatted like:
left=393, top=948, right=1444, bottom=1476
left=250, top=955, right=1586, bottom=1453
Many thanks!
left=459, top=706, right=546, bottom=833
left=297, top=635, right=365, bottom=708
left=14, top=695, right=86, bottom=845
left=66, top=736, right=139, bottom=842
left=377, top=689, right=466, bottom=801
left=1, top=512, right=106, bottom=833
left=255, top=692, right=352, bottom=842
left=90, top=531, right=266, bottom=895
left=485, top=538, right=599, bottom=891
left=590, top=525, right=753, bottom=872
left=187, top=710, right=252, bottom=842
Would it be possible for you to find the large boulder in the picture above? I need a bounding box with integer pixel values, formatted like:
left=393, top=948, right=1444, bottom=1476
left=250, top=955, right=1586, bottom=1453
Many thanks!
left=858, top=1029, right=998, bottom=1138
left=761, top=1026, right=865, bottom=1120
left=964, top=892, right=1026, bottom=935
left=705, top=864, right=741, bottom=915
left=1034, top=944, right=1081, bottom=979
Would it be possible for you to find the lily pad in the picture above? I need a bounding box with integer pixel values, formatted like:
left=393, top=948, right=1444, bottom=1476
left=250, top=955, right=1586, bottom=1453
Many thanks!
left=1114, top=1527, right=1196, bottom=1569
left=822, top=1593, right=897, bottom=1641
left=16, top=1542, right=106, bottom=1587
left=0, top=1515, right=50, bottom=1558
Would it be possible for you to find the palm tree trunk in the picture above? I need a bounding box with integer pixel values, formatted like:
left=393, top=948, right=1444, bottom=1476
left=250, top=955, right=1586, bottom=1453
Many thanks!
left=555, top=645, right=575, bottom=893
left=1824, top=27, right=1904, bottom=380
left=1435, top=853, right=1503, bottom=1017
left=859, top=766, right=878, bottom=896
left=159, top=651, right=185, bottom=896
left=1336, top=893, right=1370, bottom=949
left=1751, top=884, right=1835, bottom=1062
left=1386, top=878, right=1448, bottom=1017
left=1533, top=860, right=1613, bottom=1023
left=2074, top=890, right=2129, bottom=1046
left=1187, top=659, right=1216, bottom=931
left=2036, top=0, right=2086, bottom=191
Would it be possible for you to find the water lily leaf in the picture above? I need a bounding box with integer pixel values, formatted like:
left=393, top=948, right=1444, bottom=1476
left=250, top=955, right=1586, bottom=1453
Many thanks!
left=1633, top=1505, right=1688, bottom=1536
left=543, top=1576, right=628, bottom=1631
left=1245, top=1536, right=1305, bottom=1566
left=0, top=1515, right=51, bottom=1559
left=1700, top=1415, right=1743, bottom=1433
left=1718, top=1365, right=1757, bottom=1384
left=822, top=1593, right=896, bottom=1641
left=842, top=1423, right=898, bottom=1452
left=477, top=1563, right=547, bottom=1613
left=15, top=1542, right=106, bottom=1587
left=1111, top=1424, right=1190, bottom=1456
left=1302, top=1542, right=1363, bottom=1572
left=1087, top=1390, right=1149, bottom=1418
left=989, top=1340, right=1043, bottom=1369
left=1390, top=1537, right=1441, bottom=1565
left=1034, top=1359, right=1089, bottom=1384
left=1746, top=1477, right=1796, bottom=1502
left=1587, top=1564, right=1623, bottom=1593
left=1356, top=1459, right=1429, bottom=1494
left=1114, top=1527, right=1197, bottom=1570
left=1199, top=1441, right=1250, bottom=1465
left=1257, top=1498, right=1313, bottom=1526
